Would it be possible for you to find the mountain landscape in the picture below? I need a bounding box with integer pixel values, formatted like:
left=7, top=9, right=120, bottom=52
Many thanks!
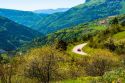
left=33, top=0, right=125, bottom=34
left=0, top=0, right=125, bottom=83
left=34, top=8, right=69, bottom=14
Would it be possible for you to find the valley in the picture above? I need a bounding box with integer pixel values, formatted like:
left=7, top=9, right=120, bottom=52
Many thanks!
left=0, top=0, right=125, bottom=83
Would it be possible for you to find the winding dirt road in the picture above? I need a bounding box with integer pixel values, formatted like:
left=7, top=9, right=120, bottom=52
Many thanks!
left=72, top=43, right=87, bottom=55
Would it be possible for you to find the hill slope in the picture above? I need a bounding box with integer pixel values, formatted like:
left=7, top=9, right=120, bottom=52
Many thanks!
left=0, top=8, right=48, bottom=30
left=0, top=16, right=42, bottom=51
left=35, top=0, right=125, bottom=34
left=88, top=14, right=125, bottom=54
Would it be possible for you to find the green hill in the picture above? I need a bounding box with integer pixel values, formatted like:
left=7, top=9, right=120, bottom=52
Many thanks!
left=26, top=15, right=110, bottom=50
left=88, top=14, right=125, bottom=54
left=0, top=8, right=48, bottom=30
left=0, top=16, right=43, bottom=51
left=34, top=0, right=125, bottom=34
left=25, top=14, right=125, bottom=53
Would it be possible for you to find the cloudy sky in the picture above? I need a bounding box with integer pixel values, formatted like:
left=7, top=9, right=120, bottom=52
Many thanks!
left=0, top=0, right=85, bottom=11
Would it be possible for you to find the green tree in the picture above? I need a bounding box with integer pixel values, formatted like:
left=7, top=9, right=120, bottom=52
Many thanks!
left=55, top=40, right=68, bottom=51
left=111, top=17, right=119, bottom=25
left=25, top=46, right=68, bottom=83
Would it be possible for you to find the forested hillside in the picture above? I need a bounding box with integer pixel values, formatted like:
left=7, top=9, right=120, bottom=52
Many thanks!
left=0, top=8, right=48, bottom=29
left=0, top=16, right=42, bottom=51
left=22, top=14, right=110, bottom=51
left=34, top=0, right=125, bottom=34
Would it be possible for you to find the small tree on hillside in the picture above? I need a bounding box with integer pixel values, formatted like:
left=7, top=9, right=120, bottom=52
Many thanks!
left=55, top=40, right=68, bottom=51
left=25, top=47, right=68, bottom=83
left=0, top=55, right=18, bottom=83
left=111, top=17, right=119, bottom=25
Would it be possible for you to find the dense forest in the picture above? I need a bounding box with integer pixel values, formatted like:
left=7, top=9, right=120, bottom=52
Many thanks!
left=0, top=16, right=43, bottom=51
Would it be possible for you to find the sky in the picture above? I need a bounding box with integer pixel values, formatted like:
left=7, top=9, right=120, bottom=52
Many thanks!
left=0, top=0, right=85, bottom=11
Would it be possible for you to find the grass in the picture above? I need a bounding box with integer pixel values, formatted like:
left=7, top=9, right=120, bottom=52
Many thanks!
left=89, top=25, right=107, bottom=30
left=57, top=77, right=101, bottom=83
left=113, top=31, right=125, bottom=40
left=82, top=44, right=115, bottom=56
left=82, top=44, right=100, bottom=55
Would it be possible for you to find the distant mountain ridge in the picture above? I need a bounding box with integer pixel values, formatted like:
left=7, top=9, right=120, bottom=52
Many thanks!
left=33, top=0, right=125, bottom=34
left=34, top=8, right=69, bottom=14
left=0, top=16, right=42, bottom=51
left=0, top=8, right=48, bottom=30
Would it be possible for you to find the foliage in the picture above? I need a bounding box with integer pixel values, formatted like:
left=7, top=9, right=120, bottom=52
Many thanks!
left=102, top=68, right=125, bottom=83
left=24, top=46, right=70, bottom=82
left=55, top=40, right=68, bottom=51
left=60, top=76, right=101, bottom=83
left=89, top=15, right=125, bottom=54
left=83, top=50, right=119, bottom=76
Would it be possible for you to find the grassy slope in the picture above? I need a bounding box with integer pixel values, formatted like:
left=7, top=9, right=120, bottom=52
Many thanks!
left=59, top=77, right=100, bottom=83
left=113, top=31, right=125, bottom=40
left=83, top=14, right=125, bottom=55
left=47, top=21, right=107, bottom=43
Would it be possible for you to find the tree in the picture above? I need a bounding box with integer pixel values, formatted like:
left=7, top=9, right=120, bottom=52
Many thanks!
left=111, top=17, right=119, bottom=25
left=0, top=58, right=15, bottom=83
left=25, top=46, right=68, bottom=83
left=55, top=40, right=68, bottom=51
left=121, top=20, right=125, bottom=26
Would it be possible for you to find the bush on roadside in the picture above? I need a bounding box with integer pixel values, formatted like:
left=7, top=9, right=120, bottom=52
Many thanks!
left=102, top=68, right=125, bottom=83
left=84, top=50, right=120, bottom=76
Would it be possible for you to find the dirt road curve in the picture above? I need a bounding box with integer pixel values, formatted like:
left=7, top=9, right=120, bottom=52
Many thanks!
left=72, top=43, right=87, bottom=55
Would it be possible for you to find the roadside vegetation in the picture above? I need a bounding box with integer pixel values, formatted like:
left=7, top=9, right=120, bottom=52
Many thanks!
left=0, top=14, right=125, bottom=83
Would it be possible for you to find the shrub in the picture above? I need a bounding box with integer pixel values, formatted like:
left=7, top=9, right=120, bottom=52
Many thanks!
left=84, top=50, right=119, bottom=76
left=115, top=39, right=125, bottom=54
left=102, top=68, right=125, bottom=83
